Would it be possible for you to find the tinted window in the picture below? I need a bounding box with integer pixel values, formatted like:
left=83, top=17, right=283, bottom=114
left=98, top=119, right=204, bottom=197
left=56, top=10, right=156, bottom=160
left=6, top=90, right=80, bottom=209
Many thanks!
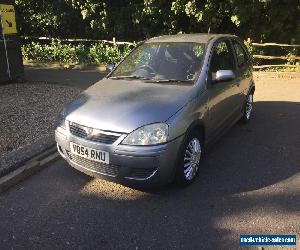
left=233, top=40, right=248, bottom=67
left=210, top=40, right=235, bottom=80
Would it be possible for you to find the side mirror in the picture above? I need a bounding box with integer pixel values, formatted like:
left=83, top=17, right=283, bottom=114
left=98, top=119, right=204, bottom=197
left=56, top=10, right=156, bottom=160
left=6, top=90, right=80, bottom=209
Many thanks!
left=106, top=64, right=115, bottom=72
left=214, top=70, right=235, bottom=82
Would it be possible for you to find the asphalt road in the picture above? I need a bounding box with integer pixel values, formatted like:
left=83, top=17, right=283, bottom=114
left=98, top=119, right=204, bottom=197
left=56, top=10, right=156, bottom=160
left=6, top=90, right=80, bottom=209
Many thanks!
left=0, top=73, right=299, bottom=249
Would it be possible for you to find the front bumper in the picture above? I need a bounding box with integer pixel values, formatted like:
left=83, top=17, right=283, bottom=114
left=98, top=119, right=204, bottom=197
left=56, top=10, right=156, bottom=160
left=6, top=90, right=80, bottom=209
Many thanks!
left=55, top=127, right=184, bottom=185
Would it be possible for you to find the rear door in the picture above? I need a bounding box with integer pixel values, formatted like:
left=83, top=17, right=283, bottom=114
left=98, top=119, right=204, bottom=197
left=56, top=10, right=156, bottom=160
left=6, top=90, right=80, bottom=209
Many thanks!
left=231, top=39, right=252, bottom=108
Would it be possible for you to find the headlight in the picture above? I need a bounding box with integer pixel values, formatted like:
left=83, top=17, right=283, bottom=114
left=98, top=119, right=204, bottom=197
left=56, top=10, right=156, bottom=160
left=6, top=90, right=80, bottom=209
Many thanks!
left=122, top=123, right=168, bottom=146
left=55, top=110, right=66, bottom=129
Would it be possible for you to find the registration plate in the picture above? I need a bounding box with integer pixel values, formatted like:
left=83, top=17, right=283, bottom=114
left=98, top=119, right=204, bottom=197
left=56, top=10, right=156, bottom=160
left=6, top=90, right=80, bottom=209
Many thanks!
left=70, top=142, right=109, bottom=164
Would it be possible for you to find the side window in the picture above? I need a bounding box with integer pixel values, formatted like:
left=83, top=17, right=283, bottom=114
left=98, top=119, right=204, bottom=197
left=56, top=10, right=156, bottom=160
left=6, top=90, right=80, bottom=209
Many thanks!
left=210, top=40, right=235, bottom=79
left=233, top=40, right=248, bottom=67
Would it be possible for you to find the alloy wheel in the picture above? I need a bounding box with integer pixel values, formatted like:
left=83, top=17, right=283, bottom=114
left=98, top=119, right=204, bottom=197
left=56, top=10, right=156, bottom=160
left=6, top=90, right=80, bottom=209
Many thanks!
left=245, top=94, right=253, bottom=120
left=183, top=138, right=202, bottom=180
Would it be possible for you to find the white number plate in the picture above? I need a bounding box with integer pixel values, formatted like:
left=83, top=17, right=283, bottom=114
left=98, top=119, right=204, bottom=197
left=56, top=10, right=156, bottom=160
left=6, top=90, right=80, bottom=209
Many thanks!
left=70, top=142, right=109, bottom=164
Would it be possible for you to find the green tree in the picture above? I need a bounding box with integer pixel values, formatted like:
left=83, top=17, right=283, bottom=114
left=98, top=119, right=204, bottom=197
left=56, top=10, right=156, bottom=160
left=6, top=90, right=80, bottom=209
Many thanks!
left=15, top=0, right=300, bottom=43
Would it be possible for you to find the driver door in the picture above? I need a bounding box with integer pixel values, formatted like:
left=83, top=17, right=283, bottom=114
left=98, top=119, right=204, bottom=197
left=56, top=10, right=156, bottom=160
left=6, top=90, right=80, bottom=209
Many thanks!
left=206, top=39, right=239, bottom=139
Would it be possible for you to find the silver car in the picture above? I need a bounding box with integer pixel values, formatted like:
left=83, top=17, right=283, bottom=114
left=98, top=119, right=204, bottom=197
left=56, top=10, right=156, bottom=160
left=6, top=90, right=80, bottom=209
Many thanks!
left=55, top=33, right=255, bottom=187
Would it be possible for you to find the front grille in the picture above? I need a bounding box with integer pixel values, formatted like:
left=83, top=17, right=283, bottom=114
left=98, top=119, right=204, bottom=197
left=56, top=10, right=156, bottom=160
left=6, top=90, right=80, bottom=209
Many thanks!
left=67, top=152, right=119, bottom=177
left=90, top=134, right=121, bottom=144
left=126, top=168, right=157, bottom=179
left=70, top=125, right=87, bottom=138
left=69, top=122, right=120, bottom=144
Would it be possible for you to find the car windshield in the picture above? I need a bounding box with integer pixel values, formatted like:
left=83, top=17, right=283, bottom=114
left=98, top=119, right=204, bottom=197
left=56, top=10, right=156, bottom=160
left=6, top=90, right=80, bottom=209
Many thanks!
left=109, top=42, right=205, bottom=83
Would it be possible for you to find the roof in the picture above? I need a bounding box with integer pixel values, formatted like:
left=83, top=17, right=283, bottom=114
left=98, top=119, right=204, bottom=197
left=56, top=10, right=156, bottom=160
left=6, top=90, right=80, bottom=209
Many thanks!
left=146, top=33, right=237, bottom=44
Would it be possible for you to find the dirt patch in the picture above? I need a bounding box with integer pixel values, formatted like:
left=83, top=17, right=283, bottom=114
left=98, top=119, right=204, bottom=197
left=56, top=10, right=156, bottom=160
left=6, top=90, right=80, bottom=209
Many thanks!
left=253, top=72, right=300, bottom=102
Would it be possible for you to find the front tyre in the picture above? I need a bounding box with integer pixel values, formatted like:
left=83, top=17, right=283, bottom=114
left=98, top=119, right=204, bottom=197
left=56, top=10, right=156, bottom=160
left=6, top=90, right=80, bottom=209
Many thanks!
left=175, top=130, right=202, bottom=187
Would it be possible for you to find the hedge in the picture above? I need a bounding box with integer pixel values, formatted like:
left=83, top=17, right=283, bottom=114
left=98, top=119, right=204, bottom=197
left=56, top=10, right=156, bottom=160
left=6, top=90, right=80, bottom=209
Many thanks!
left=21, top=41, right=134, bottom=65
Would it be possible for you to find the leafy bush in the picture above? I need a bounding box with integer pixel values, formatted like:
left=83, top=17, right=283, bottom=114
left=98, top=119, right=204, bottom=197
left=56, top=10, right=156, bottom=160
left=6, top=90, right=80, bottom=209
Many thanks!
left=22, top=40, right=134, bottom=65
left=244, top=38, right=254, bottom=55
left=89, top=43, right=132, bottom=64
left=286, top=48, right=300, bottom=66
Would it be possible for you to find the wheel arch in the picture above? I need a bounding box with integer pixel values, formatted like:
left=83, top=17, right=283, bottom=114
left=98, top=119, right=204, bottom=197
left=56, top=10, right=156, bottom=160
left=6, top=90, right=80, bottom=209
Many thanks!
left=185, top=120, right=206, bottom=146
left=174, top=119, right=206, bottom=187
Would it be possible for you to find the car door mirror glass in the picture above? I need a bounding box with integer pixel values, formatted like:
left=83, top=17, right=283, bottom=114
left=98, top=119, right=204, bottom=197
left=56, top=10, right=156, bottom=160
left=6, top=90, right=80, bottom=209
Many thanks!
left=214, top=70, right=235, bottom=83
left=106, top=64, right=115, bottom=72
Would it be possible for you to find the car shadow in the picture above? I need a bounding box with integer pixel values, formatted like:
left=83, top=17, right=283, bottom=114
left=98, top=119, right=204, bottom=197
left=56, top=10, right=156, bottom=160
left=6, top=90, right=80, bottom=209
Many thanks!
left=196, top=100, right=300, bottom=196
left=0, top=100, right=299, bottom=249
left=57, top=100, right=299, bottom=248
left=123, top=100, right=300, bottom=195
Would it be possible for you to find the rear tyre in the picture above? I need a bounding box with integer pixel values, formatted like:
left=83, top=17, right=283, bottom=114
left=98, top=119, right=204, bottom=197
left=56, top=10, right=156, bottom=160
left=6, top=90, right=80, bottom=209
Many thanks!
left=241, top=92, right=254, bottom=123
left=174, top=130, right=203, bottom=187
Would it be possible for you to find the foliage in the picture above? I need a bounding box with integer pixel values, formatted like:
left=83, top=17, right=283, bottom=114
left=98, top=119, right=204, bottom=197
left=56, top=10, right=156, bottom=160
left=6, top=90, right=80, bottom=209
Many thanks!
left=22, top=41, right=134, bottom=65
left=15, top=0, right=300, bottom=43
left=17, top=0, right=299, bottom=69
left=286, top=48, right=300, bottom=65
left=89, top=42, right=133, bottom=64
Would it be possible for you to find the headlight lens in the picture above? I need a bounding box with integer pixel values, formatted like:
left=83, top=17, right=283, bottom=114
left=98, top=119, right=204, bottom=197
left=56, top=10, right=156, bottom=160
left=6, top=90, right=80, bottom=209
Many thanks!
left=56, top=110, right=66, bottom=129
left=122, top=123, right=168, bottom=146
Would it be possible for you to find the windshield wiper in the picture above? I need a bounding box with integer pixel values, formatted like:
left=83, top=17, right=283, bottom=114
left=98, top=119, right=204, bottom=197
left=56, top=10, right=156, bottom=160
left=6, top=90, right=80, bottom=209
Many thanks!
left=109, top=76, right=194, bottom=84
left=109, top=75, right=152, bottom=80
left=145, top=79, right=194, bottom=84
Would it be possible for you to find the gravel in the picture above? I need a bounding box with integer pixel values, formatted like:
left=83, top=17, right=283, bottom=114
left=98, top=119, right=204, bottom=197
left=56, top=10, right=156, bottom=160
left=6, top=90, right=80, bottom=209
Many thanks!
left=0, top=82, right=81, bottom=177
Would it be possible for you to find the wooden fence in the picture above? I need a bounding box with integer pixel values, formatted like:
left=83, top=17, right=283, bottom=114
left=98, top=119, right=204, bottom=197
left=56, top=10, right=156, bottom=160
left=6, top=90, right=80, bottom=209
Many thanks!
left=252, top=42, right=299, bottom=69
left=22, top=36, right=299, bottom=69
left=22, top=36, right=135, bottom=45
